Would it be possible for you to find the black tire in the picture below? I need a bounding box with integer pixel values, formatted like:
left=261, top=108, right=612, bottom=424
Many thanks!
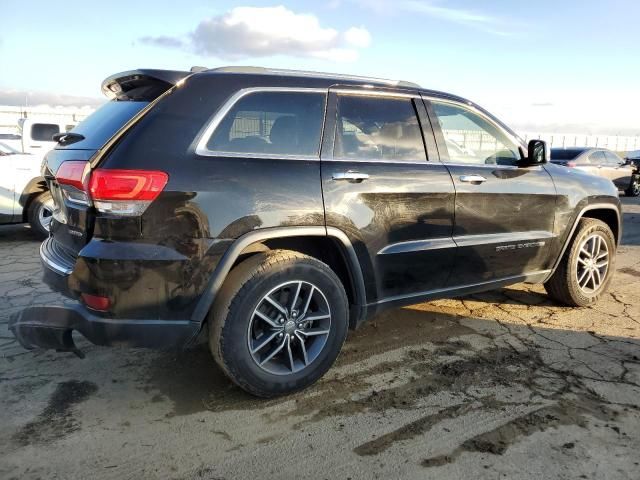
left=209, top=249, right=349, bottom=397
left=544, top=218, right=616, bottom=307
left=625, top=175, right=640, bottom=197
left=27, top=191, right=54, bottom=239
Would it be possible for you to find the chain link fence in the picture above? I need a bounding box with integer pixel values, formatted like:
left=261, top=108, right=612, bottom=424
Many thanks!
left=521, top=132, right=640, bottom=153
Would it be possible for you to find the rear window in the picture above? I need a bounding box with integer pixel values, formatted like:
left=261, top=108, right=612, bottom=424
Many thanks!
left=31, top=123, right=60, bottom=141
left=59, top=101, right=148, bottom=150
left=550, top=149, right=584, bottom=160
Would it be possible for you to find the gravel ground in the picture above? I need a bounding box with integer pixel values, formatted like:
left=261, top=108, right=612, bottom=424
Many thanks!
left=1, top=197, right=639, bottom=480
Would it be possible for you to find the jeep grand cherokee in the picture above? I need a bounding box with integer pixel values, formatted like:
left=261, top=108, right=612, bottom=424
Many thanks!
left=10, top=67, right=622, bottom=397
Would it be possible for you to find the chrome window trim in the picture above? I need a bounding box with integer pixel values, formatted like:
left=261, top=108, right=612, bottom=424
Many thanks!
left=440, top=162, right=521, bottom=170
left=195, top=87, right=327, bottom=159
left=424, top=95, right=526, bottom=168
left=329, top=88, right=428, bottom=165
left=330, top=88, right=419, bottom=99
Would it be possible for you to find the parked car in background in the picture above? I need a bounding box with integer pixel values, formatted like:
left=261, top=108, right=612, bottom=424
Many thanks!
left=551, top=147, right=639, bottom=197
left=10, top=67, right=622, bottom=397
left=0, top=141, right=53, bottom=236
left=2, top=118, right=76, bottom=155
left=625, top=151, right=640, bottom=174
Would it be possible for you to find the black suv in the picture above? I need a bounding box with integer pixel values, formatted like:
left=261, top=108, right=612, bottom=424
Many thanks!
left=10, top=67, right=622, bottom=397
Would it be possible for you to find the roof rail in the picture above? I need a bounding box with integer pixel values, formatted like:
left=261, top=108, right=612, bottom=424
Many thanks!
left=206, top=66, right=421, bottom=89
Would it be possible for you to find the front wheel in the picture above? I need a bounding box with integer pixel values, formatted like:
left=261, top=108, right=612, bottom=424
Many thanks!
left=27, top=191, right=54, bottom=238
left=544, top=218, right=616, bottom=307
left=209, top=250, right=349, bottom=397
left=626, top=175, right=639, bottom=197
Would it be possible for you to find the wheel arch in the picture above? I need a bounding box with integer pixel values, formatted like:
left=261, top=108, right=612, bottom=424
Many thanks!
left=19, top=176, right=48, bottom=221
left=547, top=203, right=621, bottom=280
left=191, top=226, right=367, bottom=329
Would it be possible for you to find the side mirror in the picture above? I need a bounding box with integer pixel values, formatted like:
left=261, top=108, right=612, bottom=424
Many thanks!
left=523, top=139, right=549, bottom=166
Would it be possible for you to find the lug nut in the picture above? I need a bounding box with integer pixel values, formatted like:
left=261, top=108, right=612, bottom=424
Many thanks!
left=278, top=332, right=284, bottom=338
left=279, top=317, right=284, bottom=324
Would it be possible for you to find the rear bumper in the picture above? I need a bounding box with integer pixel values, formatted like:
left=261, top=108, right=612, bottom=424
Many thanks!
left=40, top=237, right=76, bottom=298
left=9, top=304, right=200, bottom=354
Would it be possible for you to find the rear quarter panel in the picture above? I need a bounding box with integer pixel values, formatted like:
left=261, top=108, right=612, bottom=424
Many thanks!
left=82, top=74, right=326, bottom=320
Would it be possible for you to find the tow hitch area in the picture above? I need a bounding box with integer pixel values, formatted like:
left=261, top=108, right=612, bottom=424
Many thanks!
left=9, top=306, right=85, bottom=358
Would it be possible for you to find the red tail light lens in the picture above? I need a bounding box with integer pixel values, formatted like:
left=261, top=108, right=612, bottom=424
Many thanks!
left=56, top=161, right=90, bottom=190
left=89, top=169, right=168, bottom=201
left=88, top=169, right=168, bottom=216
left=81, top=293, right=111, bottom=311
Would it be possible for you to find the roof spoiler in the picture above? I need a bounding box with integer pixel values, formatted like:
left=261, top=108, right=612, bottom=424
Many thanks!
left=101, top=69, right=190, bottom=100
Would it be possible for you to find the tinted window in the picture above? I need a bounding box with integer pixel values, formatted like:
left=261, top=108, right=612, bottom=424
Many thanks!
left=62, top=101, right=148, bottom=150
left=588, top=151, right=606, bottom=164
left=432, top=101, right=520, bottom=166
left=207, top=91, right=326, bottom=156
left=551, top=149, right=585, bottom=160
left=334, top=95, right=425, bottom=162
left=31, top=123, right=60, bottom=141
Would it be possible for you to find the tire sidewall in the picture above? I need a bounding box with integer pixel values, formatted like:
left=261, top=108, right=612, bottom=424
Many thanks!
left=566, top=221, right=616, bottom=305
left=219, top=260, right=348, bottom=396
left=28, top=191, right=53, bottom=238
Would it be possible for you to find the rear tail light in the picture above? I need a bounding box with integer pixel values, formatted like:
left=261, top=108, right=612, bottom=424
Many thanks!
left=55, top=161, right=169, bottom=216
left=88, top=169, right=168, bottom=216
left=56, top=161, right=91, bottom=205
left=566, top=161, right=577, bottom=168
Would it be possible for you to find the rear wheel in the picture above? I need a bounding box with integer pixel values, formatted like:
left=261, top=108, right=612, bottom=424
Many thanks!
left=209, top=250, right=349, bottom=397
left=27, top=191, right=54, bottom=238
left=626, top=175, right=639, bottom=197
left=544, top=218, right=616, bottom=306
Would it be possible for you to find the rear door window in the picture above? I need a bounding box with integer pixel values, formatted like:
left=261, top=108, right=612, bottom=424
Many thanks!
left=206, top=91, right=326, bottom=157
left=334, top=95, right=426, bottom=162
left=31, top=123, right=60, bottom=141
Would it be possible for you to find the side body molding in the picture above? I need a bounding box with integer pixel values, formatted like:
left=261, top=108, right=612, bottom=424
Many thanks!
left=190, top=226, right=367, bottom=327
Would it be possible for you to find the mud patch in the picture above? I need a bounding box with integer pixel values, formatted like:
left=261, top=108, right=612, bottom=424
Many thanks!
left=145, top=309, right=476, bottom=418
left=12, top=380, right=98, bottom=446
left=355, top=403, right=481, bottom=456
left=619, top=267, right=640, bottom=278
left=421, top=398, right=617, bottom=467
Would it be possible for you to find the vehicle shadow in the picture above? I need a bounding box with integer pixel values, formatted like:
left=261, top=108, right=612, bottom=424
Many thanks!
left=2, top=272, right=639, bottom=469
left=0, top=223, right=40, bottom=241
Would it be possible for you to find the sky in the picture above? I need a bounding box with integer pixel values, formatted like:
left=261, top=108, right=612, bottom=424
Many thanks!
left=1, top=0, right=639, bottom=135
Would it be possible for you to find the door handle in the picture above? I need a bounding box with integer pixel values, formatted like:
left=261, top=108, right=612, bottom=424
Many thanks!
left=332, top=171, right=369, bottom=183
left=459, top=174, right=487, bottom=184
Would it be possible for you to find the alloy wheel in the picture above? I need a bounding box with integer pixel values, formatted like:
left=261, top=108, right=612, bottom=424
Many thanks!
left=247, top=280, right=331, bottom=375
left=575, top=233, right=609, bottom=294
left=38, top=198, right=55, bottom=232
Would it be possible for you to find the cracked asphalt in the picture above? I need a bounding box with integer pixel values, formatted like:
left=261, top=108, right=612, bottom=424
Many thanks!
left=1, top=197, right=639, bottom=480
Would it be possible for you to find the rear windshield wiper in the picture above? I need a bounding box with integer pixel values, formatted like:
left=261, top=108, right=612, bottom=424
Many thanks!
left=53, top=132, right=85, bottom=146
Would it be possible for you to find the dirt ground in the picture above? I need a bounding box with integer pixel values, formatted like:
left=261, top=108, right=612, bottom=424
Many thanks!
left=1, top=197, right=639, bottom=480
